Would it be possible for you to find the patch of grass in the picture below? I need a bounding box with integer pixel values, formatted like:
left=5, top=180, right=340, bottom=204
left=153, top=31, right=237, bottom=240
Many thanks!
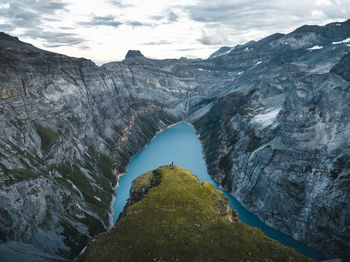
left=0, top=163, right=41, bottom=184
left=54, top=177, right=80, bottom=196
left=56, top=163, right=111, bottom=219
left=10, top=168, right=40, bottom=180
left=78, top=166, right=315, bottom=262
left=35, top=124, right=59, bottom=153
left=86, top=150, right=115, bottom=183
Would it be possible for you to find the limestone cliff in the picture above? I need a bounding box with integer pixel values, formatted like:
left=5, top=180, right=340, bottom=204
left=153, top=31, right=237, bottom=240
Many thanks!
left=0, top=18, right=349, bottom=261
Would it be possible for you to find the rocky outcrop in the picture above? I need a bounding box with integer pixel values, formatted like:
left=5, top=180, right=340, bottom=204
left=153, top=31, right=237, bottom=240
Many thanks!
left=77, top=166, right=314, bottom=262
left=0, top=18, right=350, bottom=261
left=125, top=50, right=145, bottom=59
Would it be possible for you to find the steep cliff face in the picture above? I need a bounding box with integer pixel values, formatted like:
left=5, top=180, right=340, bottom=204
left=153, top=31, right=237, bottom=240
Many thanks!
left=0, top=34, right=183, bottom=261
left=0, top=18, right=349, bottom=261
left=190, top=20, right=350, bottom=259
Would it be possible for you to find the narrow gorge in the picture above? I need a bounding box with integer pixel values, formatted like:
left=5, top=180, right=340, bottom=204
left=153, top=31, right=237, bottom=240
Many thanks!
left=0, top=19, right=349, bottom=261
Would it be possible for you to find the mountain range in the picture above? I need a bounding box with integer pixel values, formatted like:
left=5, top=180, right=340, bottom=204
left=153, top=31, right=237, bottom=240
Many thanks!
left=0, top=19, right=349, bottom=261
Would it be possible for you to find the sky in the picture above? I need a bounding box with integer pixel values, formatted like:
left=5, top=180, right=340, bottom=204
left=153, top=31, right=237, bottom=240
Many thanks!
left=0, top=0, right=349, bottom=64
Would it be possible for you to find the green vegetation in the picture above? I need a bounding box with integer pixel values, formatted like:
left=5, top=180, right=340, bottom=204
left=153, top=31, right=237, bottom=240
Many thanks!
left=0, top=161, right=41, bottom=186
left=78, top=166, right=314, bottom=262
left=10, top=168, right=40, bottom=180
left=86, top=149, right=116, bottom=184
left=35, top=124, right=59, bottom=153
left=56, top=163, right=112, bottom=219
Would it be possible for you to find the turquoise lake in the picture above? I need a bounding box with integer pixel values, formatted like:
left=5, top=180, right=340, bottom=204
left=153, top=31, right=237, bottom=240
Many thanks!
left=113, top=122, right=324, bottom=261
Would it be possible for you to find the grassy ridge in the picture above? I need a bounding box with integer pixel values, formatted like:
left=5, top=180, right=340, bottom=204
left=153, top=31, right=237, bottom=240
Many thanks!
left=78, top=166, right=315, bottom=262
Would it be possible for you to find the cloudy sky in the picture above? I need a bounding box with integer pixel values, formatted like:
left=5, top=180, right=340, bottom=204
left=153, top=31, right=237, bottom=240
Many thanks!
left=0, top=0, right=349, bottom=64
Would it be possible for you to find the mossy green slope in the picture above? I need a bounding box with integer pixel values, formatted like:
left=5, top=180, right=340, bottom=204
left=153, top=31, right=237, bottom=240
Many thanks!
left=78, top=166, right=315, bottom=262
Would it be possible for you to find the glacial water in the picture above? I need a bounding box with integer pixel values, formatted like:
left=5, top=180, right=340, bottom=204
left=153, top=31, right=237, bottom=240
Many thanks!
left=113, top=122, right=324, bottom=261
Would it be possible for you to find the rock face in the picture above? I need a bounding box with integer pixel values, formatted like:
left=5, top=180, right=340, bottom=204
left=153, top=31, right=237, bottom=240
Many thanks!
left=190, top=20, right=350, bottom=260
left=207, top=46, right=231, bottom=59
left=0, top=33, right=182, bottom=261
left=77, top=166, right=314, bottom=262
left=125, top=50, right=145, bottom=59
left=0, top=18, right=349, bottom=261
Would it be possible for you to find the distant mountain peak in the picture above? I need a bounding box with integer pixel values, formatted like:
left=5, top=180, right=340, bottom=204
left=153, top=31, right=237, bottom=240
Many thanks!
left=208, top=46, right=232, bottom=59
left=125, top=50, right=145, bottom=59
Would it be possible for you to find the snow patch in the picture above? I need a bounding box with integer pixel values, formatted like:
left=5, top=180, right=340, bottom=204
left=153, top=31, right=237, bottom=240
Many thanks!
left=94, top=196, right=101, bottom=201
left=332, top=38, right=350, bottom=45
left=252, top=108, right=281, bottom=127
left=307, top=45, right=323, bottom=51
left=221, top=47, right=234, bottom=55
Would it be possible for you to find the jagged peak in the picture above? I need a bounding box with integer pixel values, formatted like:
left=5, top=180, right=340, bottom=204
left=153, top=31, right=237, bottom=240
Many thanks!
left=125, top=50, right=145, bottom=59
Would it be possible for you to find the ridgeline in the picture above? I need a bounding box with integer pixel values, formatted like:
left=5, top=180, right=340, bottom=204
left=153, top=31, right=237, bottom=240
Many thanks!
left=78, top=166, right=314, bottom=262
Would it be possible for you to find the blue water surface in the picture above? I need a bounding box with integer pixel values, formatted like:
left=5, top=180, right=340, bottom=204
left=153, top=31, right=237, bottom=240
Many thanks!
left=113, top=122, right=324, bottom=261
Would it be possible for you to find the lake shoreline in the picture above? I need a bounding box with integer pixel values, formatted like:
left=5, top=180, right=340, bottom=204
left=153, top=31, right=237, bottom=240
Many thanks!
left=112, top=122, right=324, bottom=261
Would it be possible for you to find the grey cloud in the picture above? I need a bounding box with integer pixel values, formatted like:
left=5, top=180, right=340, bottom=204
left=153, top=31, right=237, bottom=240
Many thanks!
left=60, top=26, right=75, bottom=30
left=174, top=48, right=198, bottom=52
left=80, top=16, right=122, bottom=27
left=149, top=9, right=179, bottom=24
left=0, top=0, right=67, bottom=29
left=0, top=1, right=87, bottom=49
left=126, top=21, right=152, bottom=27
left=198, top=30, right=231, bottom=46
left=150, top=15, right=164, bottom=20
left=109, top=0, right=132, bottom=8
left=143, top=40, right=171, bottom=45
left=22, top=29, right=86, bottom=48
left=0, top=23, right=17, bottom=32
left=167, top=11, right=178, bottom=22
left=183, top=0, right=350, bottom=47
left=184, top=0, right=350, bottom=31
left=79, top=16, right=151, bottom=28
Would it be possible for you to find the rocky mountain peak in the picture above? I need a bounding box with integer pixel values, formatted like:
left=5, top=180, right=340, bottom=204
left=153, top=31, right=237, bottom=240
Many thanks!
left=0, top=32, right=20, bottom=42
left=208, top=46, right=232, bottom=59
left=125, top=50, right=145, bottom=59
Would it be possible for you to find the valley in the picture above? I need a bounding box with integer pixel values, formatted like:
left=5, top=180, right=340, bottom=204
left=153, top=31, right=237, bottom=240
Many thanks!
left=0, top=19, right=349, bottom=261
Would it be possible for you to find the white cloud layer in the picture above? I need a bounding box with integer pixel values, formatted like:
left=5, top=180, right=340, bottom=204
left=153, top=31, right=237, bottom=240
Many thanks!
left=0, top=0, right=349, bottom=62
